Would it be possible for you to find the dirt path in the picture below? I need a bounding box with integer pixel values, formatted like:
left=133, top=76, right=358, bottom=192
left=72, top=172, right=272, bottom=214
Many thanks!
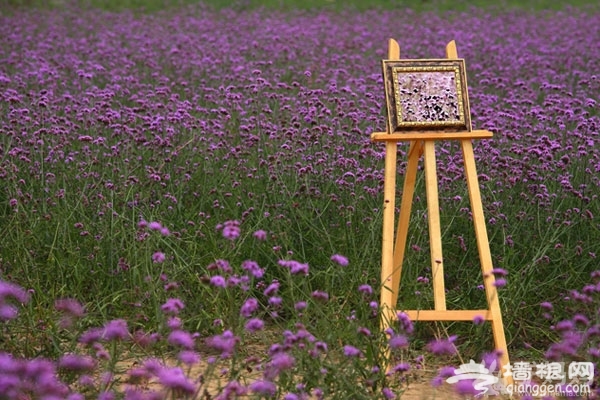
left=115, top=355, right=513, bottom=399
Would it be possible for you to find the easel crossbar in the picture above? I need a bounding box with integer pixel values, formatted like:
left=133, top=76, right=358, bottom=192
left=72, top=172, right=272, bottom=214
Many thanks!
left=371, top=130, right=492, bottom=142
left=391, top=310, right=492, bottom=321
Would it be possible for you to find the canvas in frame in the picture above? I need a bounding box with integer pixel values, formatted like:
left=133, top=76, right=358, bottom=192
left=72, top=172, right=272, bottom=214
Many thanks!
left=381, top=59, right=471, bottom=132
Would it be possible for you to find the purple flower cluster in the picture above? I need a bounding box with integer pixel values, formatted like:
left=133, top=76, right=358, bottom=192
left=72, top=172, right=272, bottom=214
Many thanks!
left=542, top=270, right=600, bottom=371
left=0, top=6, right=597, bottom=223
left=0, top=354, right=71, bottom=399
left=0, top=281, right=29, bottom=321
left=219, top=220, right=241, bottom=241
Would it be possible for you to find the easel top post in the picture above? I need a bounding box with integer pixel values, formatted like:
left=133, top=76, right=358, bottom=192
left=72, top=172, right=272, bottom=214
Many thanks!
left=388, top=38, right=457, bottom=60
left=446, top=40, right=458, bottom=59
left=388, top=38, right=400, bottom=60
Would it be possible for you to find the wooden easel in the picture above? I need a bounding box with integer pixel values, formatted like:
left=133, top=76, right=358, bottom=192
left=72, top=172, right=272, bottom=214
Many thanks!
left=372, top=39, right=510, bottom=374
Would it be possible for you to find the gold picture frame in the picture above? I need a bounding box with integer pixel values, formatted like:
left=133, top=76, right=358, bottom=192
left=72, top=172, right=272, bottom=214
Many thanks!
left=381, top=59, right=471, bottom=132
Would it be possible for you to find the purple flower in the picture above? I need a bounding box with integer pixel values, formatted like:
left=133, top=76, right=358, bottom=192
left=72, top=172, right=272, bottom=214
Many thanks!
left=253, top=230, right=267, bottom=241
left=311, top=290, right=329, bottom=302
left=330, top=254, right=349, bottom=267
left=161, top=298, right=185, bottom=315
left=279, top=259, right=309, bottom=275
left=573, top=314, right=589, bottom=326
left=0, top=280, right=29, bottom=303
left=148, top=221, right=162, bottom=231
left=212, top=260, right=232, bottom=273
left=152, top=251, right=166, bottom=263
left=357, top=327, right=371, bottom=336
left=132, top=330, right=160, bottom=347
left=382, top=387, right=396, bottom=399
left=245, top=318, right=265, bottom=333
left=128, top=366, right=152, bottom=384
left=249, top=380, right=277, bottom=397
left=210, top=275, right=226, bottom=288
left=554, top=320, right=574, bottom=332
left=343, top=345, right=362, bottom=357
left=431, top=366, right=455, bottom=387
left=426, top=336, right=457, bottom=355
left=389, top=334, right=408, bottom=349
left=0, top=304, right=18, bottom=320
left=123, top=388, right=160, bottom=400
left=220, top=380, right=248, bottom=397
left=142, top=358, right=164, bottom=375
left=268, top=296, right=282, bottom=307
left=454, top=379, right=481, bottom=396
left=55, top=298, right=85, bottom=317
left=79, top=327, right=103, bottom=345
left=178, top=350, right=200, bottom=365
left=221, top=220, right=240, bottom=240
left=313, top=387, right=324, bottom=399
left=264, top=352, right=296, bottom=380
left=481, top=350, right=503, bottom=370
left=271, top=352, right=295, bottom=370
left=101, top=319, right=129, bottom=341
left=242, top=260, right=264, bottom=278
left=314, top=341, right=328, bottom=355
left=98, top=392, right=116, bottom=400
left=168, top=330, right=195, bottom=349
left=294, top=301, right=307, bottom=311
left=493, top=278, right=507, bottom=288
left=473, top=315, right=485, bottom=325
left=58, top=354, right=96, bottom=371
left=540, top=301, right=553, bottom=311
left=157, top=367, right=196, bottom=394
left=240, top=297, right=259, bottom=317
left=388, top=362, right=410, bottom=374
left=438, top=365, right=456, bottom=378
left=207, top=330, right=238, bottom=357
left=396, top=312, right=414, bottom=334
left=263, top=281, right=280, bottom=296
left=95, top=344, right=110, bottom=360
left=358, top=284, right=373, bottom=295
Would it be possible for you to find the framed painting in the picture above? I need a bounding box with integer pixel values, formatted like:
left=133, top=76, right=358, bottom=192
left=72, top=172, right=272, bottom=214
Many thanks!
left=381, top=59, right=471, bottom=132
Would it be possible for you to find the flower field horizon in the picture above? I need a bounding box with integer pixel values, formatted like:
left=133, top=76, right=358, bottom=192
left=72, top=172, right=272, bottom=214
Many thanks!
left=1, top=3, right=599, bottom=399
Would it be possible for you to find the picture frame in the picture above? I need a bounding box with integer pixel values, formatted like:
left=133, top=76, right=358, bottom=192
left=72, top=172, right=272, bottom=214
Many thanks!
left=381, top=59, right=471, bottom=132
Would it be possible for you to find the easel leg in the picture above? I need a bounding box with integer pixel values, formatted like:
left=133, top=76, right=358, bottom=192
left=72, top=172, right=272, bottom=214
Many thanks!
left=380, top=38, right=401, bottom=332
left=461, top=139, right=511, bottom=379
left=423, top=141, right=446, bottom=311
left=380, top=141, right=398, bottom=330
left=390, top=140, right=423, bottom=307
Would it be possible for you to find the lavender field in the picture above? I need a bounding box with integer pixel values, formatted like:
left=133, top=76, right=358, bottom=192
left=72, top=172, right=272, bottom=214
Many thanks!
left=1, top=3, right=599, bottom=399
